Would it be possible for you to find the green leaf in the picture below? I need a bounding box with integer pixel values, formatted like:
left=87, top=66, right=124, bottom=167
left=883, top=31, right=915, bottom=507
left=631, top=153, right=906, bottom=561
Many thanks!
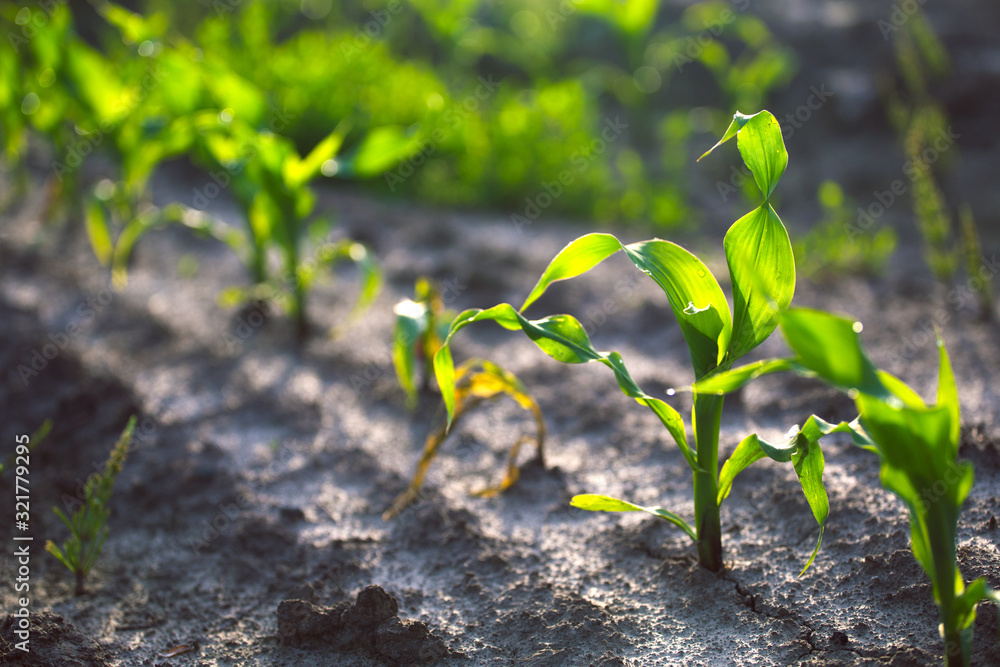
left=791, top=425, right=828, bottom=576
left=697, top=111, right=754, bottom=162
left=717, top=434, right=767, bottom=505
left=735, top=111, right=788, bottom=200
left=936, top=334, right=960, bottom=450
left=84, top=200, right=113, bottom=268
left=570, top=494, right=696, bottom=542
left=724, top=203, right=795, bottom=362
left=348, top=126, right=424, bottom=178
left=693, top=357, right=800, bottom=395
left=285, top=121, right=349, bottom=189
left=623, top=240, right=732, bottom=378
left=520, top=233, right=732, bottom=379
left=432, top=304, right=700, bottom=471
left=393, top=299, right=429, bottom=410
left=780, top=308, right=888, bottom=398
left=521, top=233, right=624, bottom=311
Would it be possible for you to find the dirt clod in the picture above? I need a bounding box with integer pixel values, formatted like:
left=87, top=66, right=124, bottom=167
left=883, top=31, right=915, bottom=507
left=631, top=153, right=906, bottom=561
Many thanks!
left=0, top=612, right=109, bottom=666
left=277, top=585, right=447, bottom=664
left=375, top=617, right=449, bottom=664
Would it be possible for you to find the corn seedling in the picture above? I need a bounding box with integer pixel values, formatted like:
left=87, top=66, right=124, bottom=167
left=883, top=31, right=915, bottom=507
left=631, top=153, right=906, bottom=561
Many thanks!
left=429, top=110, right=841, bottom=572
left=698, top=309, right=1000, bottom=666
left=393, top=278, right=457, bottom=409
left=46, top=416, right=135, bottom=596
left=108, top=113, right=383, bottom=341
left=384, top=359, right=544, bottom=520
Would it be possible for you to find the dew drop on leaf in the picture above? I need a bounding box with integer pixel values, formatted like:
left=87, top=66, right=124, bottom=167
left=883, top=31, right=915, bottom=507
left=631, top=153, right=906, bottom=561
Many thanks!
left=847, top=388, right=859, bottom=399
left=852, top=321, right=863, bottom=333
left=666, top=388, right=675, bottom=396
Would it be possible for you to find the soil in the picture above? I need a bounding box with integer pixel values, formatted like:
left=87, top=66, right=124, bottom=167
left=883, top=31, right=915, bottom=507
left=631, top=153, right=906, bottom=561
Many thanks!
left=2, top=1, right=1000, bottom=665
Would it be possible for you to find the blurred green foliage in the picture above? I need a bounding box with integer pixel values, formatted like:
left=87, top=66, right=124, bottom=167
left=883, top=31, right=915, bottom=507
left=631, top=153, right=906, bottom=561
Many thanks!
left=2, top=0, right=797, bottom=231
left=883, top=4, right=991, bottom=316
left=793, top=181, right=897, bottom=282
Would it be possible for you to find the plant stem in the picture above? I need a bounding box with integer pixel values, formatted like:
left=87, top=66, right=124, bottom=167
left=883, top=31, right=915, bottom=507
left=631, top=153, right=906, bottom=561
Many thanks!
left=943, top=627, right=966, bottom=667
left=693, top=392, right=724, bottom=572
left=74, top=570, right=86, bottom=597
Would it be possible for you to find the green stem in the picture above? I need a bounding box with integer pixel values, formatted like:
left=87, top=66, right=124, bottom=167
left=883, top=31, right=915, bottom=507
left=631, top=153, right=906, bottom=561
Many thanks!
left=693, top=392, right=724, bottom=572
left=943, top=628, right=966, bottom=667
left=926, top=504, right=965, bottom=667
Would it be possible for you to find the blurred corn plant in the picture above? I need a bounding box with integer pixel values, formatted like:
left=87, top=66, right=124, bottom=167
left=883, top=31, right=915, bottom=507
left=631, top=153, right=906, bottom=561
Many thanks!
left=2, top=0, right=405, bottom=340
left=47, top=416, right=135, bottom=596
left=108, top=112, right=389, bottom=340
left=883, top=6, right=992, bottom=319
left=393, top=278, right=457, bottom=410
left=793, top=181, right=897, bottom=282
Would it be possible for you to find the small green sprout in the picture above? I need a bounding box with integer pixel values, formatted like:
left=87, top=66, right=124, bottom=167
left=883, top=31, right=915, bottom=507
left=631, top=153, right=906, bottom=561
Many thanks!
left=431, top=110, right=840, bottom=572
left=385, top=359, right=544, bottom=520
left=46, top=416, right=135, bottom=596
left=393, top=278, right=457, bottom=410
left=704, top=310, right=1000, bottom=666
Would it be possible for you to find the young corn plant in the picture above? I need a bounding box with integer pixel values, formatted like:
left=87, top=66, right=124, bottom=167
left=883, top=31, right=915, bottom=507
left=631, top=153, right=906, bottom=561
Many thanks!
left=47, top=416, right=135, bottom=596
left=698, top=309, right=1000, bottom=666
left=108, top=113, right=382, bottom=341
left=393, top=278, right=458, bottom=409
left=384, top=359, right=544, bottom=520
left=431, top=110, right=837, bottom=572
